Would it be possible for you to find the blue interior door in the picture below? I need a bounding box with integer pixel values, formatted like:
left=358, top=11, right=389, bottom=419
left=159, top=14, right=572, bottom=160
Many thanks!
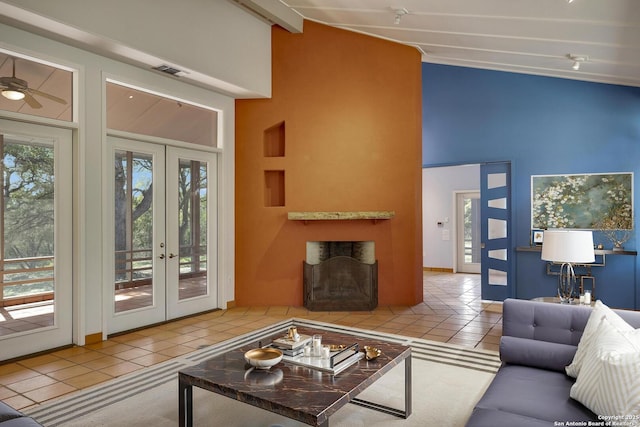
left=481, top=162, right=513, bottom=301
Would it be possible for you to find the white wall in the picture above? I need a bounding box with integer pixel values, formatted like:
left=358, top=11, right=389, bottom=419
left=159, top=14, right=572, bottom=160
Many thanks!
left=0, top=21, right=239, bottom=343
left=0, top=0, right=272, bottom=97
left=422, top=164, right=480, bottom=269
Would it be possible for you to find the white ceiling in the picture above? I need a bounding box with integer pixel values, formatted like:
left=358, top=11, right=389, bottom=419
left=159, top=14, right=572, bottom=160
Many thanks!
left=280, top=0, right=640, bottom=87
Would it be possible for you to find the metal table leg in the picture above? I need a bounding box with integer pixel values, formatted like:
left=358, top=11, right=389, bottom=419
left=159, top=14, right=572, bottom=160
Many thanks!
left=179, top=377, right=193, bottom=427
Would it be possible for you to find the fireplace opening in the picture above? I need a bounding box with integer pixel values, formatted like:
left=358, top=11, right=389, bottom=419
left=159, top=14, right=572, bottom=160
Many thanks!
left=303, top=241, right=377, bottom=311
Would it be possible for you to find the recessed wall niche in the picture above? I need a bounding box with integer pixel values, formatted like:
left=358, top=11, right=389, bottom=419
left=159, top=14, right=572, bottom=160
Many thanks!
left=264, top=121, right=285, bottom=157
left=264, top=170, right=285, bottom=207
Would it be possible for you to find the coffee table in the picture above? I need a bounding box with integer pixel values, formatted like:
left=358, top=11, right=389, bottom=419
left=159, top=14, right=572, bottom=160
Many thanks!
left=178, top=327, right=412, bottom=426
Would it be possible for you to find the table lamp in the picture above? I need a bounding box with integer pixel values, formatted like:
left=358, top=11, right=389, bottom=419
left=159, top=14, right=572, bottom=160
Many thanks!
left=541, top=230, right=595, bottom=303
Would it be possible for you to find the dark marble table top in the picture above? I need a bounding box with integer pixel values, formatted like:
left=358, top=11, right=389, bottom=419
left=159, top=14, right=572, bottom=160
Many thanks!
left=178, top=327, right=411, bottom=426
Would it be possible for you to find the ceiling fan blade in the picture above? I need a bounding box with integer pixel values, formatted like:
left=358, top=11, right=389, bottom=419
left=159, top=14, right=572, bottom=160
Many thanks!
left=23, top=92, right=42, bottom=109
left=27, top=88, right=67, bottom=105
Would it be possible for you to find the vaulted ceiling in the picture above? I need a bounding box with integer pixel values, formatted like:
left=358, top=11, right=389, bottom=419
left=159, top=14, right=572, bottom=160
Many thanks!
left=280, top=0, right=640, bottom=87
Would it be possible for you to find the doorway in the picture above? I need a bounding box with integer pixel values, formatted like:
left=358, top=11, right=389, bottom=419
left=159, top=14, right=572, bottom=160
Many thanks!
left=106, top=137, right=217, bottom=334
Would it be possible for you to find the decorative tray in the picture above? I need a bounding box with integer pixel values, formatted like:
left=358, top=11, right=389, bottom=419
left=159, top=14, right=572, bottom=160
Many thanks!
left=271, top=342, right=364, bottom=374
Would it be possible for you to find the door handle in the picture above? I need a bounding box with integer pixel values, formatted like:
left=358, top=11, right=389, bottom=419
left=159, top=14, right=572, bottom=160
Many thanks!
left=159, top=253, right=165, bottom=260
left=169, top=253, right=177, bottom=259
left=481, top=243, right=486, bottom=249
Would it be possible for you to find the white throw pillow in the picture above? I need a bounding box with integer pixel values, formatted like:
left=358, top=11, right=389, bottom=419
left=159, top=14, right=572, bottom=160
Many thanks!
left=565, top=300, right=633, bottom=378
left=569, top=316, right=640, bottom=418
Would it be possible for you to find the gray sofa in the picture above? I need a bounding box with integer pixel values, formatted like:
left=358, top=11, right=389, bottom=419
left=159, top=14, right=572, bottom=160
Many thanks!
left=466, top=298, right=640, bottom=427
left=0, top=402, right=42, bottom=426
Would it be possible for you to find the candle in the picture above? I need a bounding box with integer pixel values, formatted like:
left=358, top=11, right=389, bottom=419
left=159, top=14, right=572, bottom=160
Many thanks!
left=312, top=334, right=322, bottom=356
left=584, top=290, right=592, bottom=305
left=321, top=345, right=330, bottom=359
left=303, top=345, right=311, bottom=357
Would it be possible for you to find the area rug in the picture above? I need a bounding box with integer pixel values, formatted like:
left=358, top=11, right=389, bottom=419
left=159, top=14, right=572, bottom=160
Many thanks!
left=24, top=319, right=501, bottom=427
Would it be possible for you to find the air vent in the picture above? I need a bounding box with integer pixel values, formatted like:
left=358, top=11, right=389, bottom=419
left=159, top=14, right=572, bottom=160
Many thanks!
left=152, top=65, right=186, bottom=77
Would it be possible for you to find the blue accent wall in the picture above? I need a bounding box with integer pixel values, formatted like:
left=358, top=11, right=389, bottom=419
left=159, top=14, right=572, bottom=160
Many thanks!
left=422, top=63, right=640, bottom=309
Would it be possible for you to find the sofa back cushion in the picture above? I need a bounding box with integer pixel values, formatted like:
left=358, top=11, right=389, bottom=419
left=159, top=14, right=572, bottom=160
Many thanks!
left=500, top=336, right=578, bottom=372
left=503, top=299, right=640, bottom=345
left=503, top=299, right=592, bottom=346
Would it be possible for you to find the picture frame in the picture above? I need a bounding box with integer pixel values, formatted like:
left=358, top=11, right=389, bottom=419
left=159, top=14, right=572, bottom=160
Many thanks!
left=531, top=229, right=544, bottom=246
left=531, top=172, right=633, bottom=230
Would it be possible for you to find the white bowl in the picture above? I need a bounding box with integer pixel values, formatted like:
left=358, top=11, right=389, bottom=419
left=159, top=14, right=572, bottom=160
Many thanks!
left=244, top=348, right=283, bottom=370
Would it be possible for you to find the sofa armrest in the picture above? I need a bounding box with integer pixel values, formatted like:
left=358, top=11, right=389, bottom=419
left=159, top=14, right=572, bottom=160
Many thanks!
left=500, top=336, right=577, bottom=372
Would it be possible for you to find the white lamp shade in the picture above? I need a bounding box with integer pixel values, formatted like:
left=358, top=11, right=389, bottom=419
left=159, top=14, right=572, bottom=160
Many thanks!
left=541, top=230, right=595, bottom=263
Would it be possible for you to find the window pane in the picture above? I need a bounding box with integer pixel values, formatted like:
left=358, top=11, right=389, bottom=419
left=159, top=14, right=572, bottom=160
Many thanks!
left=178, top=159, right=207, bottom=300
left=1, top=134, right=56, bottom=335
left=114, top=150, right=154, bottom=312
left=106, top=82, right=218, bottom=147
left=0, top=52, right=73, bottom=121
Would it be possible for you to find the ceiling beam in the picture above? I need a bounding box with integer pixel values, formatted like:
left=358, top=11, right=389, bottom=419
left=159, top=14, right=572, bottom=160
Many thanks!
left=229, top=0, right=303, bottom=33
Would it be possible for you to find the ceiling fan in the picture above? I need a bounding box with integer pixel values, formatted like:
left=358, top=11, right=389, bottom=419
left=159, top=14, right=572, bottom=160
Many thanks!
left=0, top=57, right=67, bottom=109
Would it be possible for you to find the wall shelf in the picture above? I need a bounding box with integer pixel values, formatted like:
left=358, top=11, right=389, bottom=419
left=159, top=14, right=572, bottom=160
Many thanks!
left=516, top=246, right=637, bottom=256
left=288, top=211, right=395, bottom=224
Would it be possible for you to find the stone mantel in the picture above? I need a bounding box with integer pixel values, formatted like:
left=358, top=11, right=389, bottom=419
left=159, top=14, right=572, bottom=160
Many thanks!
left=287, top=211, right=395, bottom=224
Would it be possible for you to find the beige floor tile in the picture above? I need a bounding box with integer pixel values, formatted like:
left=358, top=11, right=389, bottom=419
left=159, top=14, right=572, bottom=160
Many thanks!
left=3, top=394, right=36, bottom=410
left=17, top=354, right=62, bottom=369
left=7, top=374, right=58, bottom=394
left=98, top=361, right=143, bottom=377
left=22, top=382, right=77, bottom=403
left=82, top=355, right=123, bottom=370
left=46, top=365, right=93, bottom=381
left=63, top=371, right=113, bottom=389
left=0, top=368, right=41, bottom=386
left=30, top=359, right=76, bottom=374
left=129, top=353, right=173, bottom=367
left=0, top=385, right=17, bottom=400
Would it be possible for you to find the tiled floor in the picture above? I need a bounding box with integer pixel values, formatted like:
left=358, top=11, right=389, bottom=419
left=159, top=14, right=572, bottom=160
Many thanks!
left=0, top=272, right=502, bottom=411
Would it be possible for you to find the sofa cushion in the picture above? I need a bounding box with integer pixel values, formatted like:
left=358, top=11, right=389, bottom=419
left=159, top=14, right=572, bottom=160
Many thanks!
left=0, top=417, right=44, bottom=426
left=566, top=300, right=635, bottom=378
left=473, top=364, right=596, bottom=423
left=0, top=401, right=23, bottom=422
left=570, top=316, right=640, bottom=417
left=466, top=407, right=553, bottom=427
left=500, top=336, right=577, bottom=372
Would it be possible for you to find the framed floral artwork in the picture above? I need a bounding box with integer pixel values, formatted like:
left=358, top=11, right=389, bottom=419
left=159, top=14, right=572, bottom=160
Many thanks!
left=531, top=172, right=633, bottom=230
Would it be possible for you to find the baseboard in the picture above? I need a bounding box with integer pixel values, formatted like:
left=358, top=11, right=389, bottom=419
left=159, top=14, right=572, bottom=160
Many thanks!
left=85, top=332, right=103, bottom=345
left=423, top=267, right=454, bottom=273
left=226, top=300, right=236, bottom=308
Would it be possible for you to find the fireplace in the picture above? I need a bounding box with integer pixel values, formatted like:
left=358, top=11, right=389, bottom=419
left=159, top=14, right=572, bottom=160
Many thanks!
left=303, top=241, right=377, bottom=311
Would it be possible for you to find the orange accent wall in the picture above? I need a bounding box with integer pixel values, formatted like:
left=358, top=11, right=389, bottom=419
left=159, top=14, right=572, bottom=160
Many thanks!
left=235, top=21, right=423, bottom=307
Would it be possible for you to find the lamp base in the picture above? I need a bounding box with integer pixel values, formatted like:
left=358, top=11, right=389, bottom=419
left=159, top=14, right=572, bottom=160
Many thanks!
left=558, top=263, right=577, bottom=304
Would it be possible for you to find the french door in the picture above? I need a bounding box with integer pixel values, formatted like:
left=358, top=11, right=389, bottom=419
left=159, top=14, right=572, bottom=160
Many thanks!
left=106, top=137, right=217, bottom=334
left=0, top=120, right=72, bottom=361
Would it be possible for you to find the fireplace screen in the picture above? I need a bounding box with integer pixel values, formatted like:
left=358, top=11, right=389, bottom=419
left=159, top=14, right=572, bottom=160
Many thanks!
left=303, top=241, right=377, bottom=311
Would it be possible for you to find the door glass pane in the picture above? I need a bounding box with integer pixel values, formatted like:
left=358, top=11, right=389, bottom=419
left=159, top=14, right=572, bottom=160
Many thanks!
left=488, top=218, right=507, bottom=240
left=489, top=269, right=508, bottom=286
left=487, top=172, right=506, bottom=189
left=0, top=134, right=55, bottom=335
left=178, top=159, right=207, bottom=300
left=114, top=150, right=154, bottom=312
left=488, top=197, right=507, bottom=209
